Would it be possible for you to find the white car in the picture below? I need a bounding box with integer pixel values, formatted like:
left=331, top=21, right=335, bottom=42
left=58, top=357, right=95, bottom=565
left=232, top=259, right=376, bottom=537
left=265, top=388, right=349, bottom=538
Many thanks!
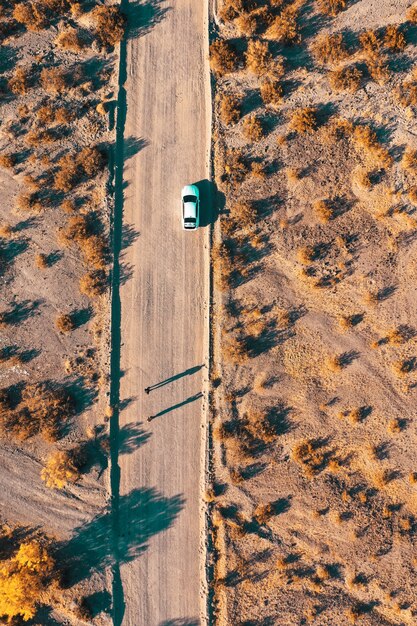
left=181, top=185, right=200, bottom=230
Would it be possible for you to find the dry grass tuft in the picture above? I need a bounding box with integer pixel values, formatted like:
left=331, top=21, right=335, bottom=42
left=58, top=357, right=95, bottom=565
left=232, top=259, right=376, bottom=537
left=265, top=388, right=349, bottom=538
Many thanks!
left=352, top=124, right=392, bottom=168
left=243, top=114, right=264, bottom=141
left=0, top=154, right=16, bottom=169
left=13, top=2, right=47, bottom=31
left=266, top=6, right=300, bottom=44
left=329, top=65, right=362, bottom=92
left=55, top=313, right=75, bottom=334
left=210, top=39, right=237, bottom=76
left=35, top=253, right=49, bottom=269
left=93, top=5, right=126, bottom=48
left=8, top=66, right=30, bottom=95
left=317, top=0, right=347, bottom=17
left=54, top=27, right=85, bottom=52
left=40, top=67, right=67, bottom=95
left=219, top=93, right=241, bottom=125
left=311, top=33, right=347, bottom=65
left=384, top=25, right=406, bottom=52
left=246, top=39, right=275, bottom=76
left=79, top=270, right=107, bottom=298
left=289, top=107, right=317, bottom=133
left=41, top=450, right=80, bottom=489
left=402, top=147, right=417, bottom=174
left=260, top=78, right=283, bottom=106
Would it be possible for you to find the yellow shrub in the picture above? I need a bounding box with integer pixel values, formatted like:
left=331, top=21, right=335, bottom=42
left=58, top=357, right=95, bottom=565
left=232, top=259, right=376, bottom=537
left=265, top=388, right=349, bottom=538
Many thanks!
left=289, top=107, right=317, bottom=133
left=41, top=450, right=80, bottom=489
left=311, top=33, right=347, bottom=65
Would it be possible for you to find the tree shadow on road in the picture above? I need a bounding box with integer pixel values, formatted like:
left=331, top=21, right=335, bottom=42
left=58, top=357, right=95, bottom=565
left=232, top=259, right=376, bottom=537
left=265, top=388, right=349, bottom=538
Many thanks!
left=159, top=620, right=200, bottom=626
left=58, top=487, right=184, bottom=587
left=125, top=0, right=171, bottom=40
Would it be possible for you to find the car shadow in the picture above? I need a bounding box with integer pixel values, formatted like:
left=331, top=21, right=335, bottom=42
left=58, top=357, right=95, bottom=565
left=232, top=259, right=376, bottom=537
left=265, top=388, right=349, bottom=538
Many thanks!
left=193, top=179, right=223, bottom=228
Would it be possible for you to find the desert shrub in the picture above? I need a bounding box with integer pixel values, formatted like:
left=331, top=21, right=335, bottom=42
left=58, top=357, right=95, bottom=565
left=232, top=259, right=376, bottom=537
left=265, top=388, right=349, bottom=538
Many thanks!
left=0, top=153, right=16, bottom=169
left=210, top=39, right=238, bottom=76
left=218, top=0, right=259, bottom=21
left=37, top=104, right=72, bottom=125
left=266, top=6, right=300, bottom=43
left=260, top=78, right=283, bottom=105
left=20, top=382, right=74, bottom=441
left=329, top=65, right=362, bottom=92
left=235, top=11, right=258, bottom=36
left=402, top=147, right=417, bottom=173
left=243, top=114, right=264, bottom=141
left=311, top=33, right=347, bottom=65
left=359, top=29, right=381, bottom=55
left=253, top=502, right=274, bottom=524
left=230, top=200, right=256, bottom=226
left=352, top=124, right=392, bottom=167
left=396, top=76, right=417, bottom=107
left=219, top=93, right=241, bottom=125
left=40, top=67, right=67, bottom=94
left=317, top=0, right=346, bottom=16
left=245, top=39, right=272, bottom=75
left=54, top=155, right=80, bottom=191
left=313, top=199, right=332, bottom=222
left=366, top=55, right=390, bottom=84
left=80, top=234, right=107, bottom=269
left=54, top=27, right=84, bottom=52
left=15, top=192, right=43, bottom=213
left=289, top=107, right=317, bottom=133
left=77, top=146, right=105, bottom=177
left=93, top=5, right=126, bottom=47
left=35, top=253, right=48, bottom=269
left=79, top=270, right=107, bottom=297
left=8, top=66, right=29, bottom=95
left=13, top=2, right=47, bottom=30
left=41, top=450, right=80, bottom=489
left=251, top=161, right=266, bottom=179
left=0, top=540, right=54, bottom=622
left=407, top=4, right=417, bottom=22
left=224, top=335, right=248, bottom=364
left=384, top=25, right=406, bottom=52
left=0, top=223, right=13, bottom=238
left=291, top=439, right=327, bottom=477
left=224, top=148, right=248, bottom=182
left=55, top=313, right=75, bottom=333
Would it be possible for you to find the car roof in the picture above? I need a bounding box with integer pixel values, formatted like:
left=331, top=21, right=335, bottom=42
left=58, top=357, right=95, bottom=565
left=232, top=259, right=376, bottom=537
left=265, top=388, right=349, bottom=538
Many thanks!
left=183, top=201, right=197, bottom=219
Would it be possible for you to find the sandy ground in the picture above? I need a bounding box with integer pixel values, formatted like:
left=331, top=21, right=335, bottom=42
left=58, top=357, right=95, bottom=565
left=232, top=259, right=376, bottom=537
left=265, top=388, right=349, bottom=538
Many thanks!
left=0, top=4, right=116, bottom=623
left=116, top=0, right=210, bottom=624
left=210, top=0, right=417, bottom=624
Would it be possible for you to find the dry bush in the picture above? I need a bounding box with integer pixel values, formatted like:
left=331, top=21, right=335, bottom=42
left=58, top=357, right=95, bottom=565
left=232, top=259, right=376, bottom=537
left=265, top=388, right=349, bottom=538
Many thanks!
left=285, top=167, right=300, bottom=184
left=396, top=76, right=417, bottom=108
left=317, top=0, right=346, bottom=16
left=384, top=25, right=406, bottom=52
left=78, top=146, right=105, bottom=177
left=79, top=270, right=107, bottom=298
left=223, top=335, right=248, bottom=364
left=40, top=67, right=67, bottom=95
left=409, top=188, right=417, bottom=204
left=0, top=223, right=13, bottom=238
left=329, top=65, right=362, bottom=92
left=392, top=358, right=415, bottom=377
left=366, top=55, right=390, bottom=84
left=230, top=200, right=256, bottom=226
left=359, top=29, right=381, bottom=56
left=0, top=540, right=54, bottom=622
left=54, top=155, right=80, bottom=192
left=62, top=199, right=75, bottom=213
left=93, top=5, right=126, bottom=47
left=291, top=439, right=327, bottom=477
left=21, top=382, right=74, bottom=442
left=15, top=192, right=43, bottom=213
left=224, top=148, right=248, bottom=182
left=80, top=234, right=107, bottom=270
left=0, top=153, right=16, bottom=169
left=245, top=39, right=272, bottom=76
left=352, top=124, right=392, bottom=168
left=339, top=313, right=363, bottom=330
left=235, top=11, right=258, bottom=36
left=37, top=104, right=72, bottom=125
left=41, top=450, right=79, bottom=489
left=8, top=66, right=29, bottom=95
left=251, top=161, right=266, bottom=179
left=289, top=107, right=317, bottom=133
left=260, top=78, right=283, bottom=106
left=402, top=147, right=417, bottom=174
left=266, top=6, right=300, bottom=44
left=253, top=502, right=274, bottom=524
left=35, top=253, right=48, bottom=269
left=311, top=33, right=347, bottom=65
left=55, top=313, right=75, bottom=333
left=54, top=27, right=84, bottom=52
left=219, top=93, right=241, bottom=125
left=210, top=39, right=237, bottom=76
left=243, top=114, right=264, bottom=141
left=13, top=2, right=46, bottom=30
left=407, top=4, right=417, bottom=22
left=313, top=199, right=332, bottom=222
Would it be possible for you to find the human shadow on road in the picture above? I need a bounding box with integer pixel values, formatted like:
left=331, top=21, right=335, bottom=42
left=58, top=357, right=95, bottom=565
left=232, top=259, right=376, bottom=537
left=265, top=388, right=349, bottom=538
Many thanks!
left=194, top=179, right=223, bottom=227
left=152, top=392, right=203, bottom=419
left=58, top=487, right=184, bottom=587
left=148, top=364, right=204, bottom=391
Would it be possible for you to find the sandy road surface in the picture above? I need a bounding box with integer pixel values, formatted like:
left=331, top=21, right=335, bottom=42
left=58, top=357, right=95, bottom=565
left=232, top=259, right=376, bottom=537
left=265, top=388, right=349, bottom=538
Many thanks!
left=114, top=0, right=211, bottom=624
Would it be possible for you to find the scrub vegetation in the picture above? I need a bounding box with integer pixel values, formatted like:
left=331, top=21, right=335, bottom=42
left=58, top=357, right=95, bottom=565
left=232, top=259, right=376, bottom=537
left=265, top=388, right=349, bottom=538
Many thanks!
left=210, top=1, right=417, bottom=624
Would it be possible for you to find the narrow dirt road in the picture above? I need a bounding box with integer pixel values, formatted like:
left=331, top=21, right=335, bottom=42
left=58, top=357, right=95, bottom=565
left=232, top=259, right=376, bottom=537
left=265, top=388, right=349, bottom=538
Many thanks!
left=114, top=0, right=210, bottom=624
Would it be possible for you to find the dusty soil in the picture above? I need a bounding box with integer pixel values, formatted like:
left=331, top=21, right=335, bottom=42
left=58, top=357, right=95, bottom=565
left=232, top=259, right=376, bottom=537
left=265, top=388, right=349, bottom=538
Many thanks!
left=0, top=2, right=118, bottom=623
left=210, top=1, right=417, bottom=625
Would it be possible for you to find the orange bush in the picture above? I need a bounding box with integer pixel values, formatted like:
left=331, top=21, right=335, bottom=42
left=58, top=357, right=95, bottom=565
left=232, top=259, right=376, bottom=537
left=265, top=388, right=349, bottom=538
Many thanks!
left=266, top=6, right=300, bottom=43
left=93, top=5, right=126, bottom=47
left=289, top=107, right=317, bottom=133
left=40, top=67, right=67, bottom=94
left=317, top=0, right=346, bottom=16
left=219, top=93, right=241, bottom=125
left=311, top=33, right=347, bottom=65
left=210, top=39, right=238, bottom=76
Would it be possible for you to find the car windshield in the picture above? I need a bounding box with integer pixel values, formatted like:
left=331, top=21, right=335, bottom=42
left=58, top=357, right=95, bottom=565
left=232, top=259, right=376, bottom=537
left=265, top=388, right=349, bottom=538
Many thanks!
left=183, top=195, right=197, bottom=203
left=185, top=217, right=196, bottom=223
